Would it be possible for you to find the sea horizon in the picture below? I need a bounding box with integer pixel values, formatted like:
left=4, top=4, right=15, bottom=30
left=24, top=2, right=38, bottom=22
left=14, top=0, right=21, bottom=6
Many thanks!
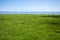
left=0, top=11, right=60, bottom=14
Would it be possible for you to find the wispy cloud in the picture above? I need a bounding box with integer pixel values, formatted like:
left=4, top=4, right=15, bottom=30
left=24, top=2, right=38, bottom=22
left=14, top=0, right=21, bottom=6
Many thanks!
left=0, top=0, right=60, bottom=12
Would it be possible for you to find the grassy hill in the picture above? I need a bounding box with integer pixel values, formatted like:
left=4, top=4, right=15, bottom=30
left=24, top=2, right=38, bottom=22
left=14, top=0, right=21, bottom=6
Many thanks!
left=0, top=14, right=60, bottom=40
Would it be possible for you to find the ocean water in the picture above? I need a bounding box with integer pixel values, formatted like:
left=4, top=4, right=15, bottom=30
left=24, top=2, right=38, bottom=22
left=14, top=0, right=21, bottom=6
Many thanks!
left=0, top=12, right=60, bottom=14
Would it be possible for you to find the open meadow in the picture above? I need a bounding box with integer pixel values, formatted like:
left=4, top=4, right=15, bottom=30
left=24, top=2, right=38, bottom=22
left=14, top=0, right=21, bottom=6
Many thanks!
left=0, top=14, right=60, bottom=40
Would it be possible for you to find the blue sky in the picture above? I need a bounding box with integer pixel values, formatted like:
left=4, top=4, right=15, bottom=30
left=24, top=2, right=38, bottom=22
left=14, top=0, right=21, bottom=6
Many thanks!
left=0, top=0, right=60, bottom=12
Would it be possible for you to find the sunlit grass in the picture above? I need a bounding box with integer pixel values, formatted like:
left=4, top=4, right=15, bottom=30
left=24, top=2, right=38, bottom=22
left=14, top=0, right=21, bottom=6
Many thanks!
left=0, top=14, right=60, bottom=40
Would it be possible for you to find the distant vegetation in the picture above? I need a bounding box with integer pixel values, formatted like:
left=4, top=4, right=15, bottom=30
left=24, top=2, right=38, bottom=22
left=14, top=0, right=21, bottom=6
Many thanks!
left=0, top=14, right=60, bottom=40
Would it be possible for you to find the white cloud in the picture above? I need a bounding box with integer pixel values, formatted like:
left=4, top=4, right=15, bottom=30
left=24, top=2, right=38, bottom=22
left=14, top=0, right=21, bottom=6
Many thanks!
left=0, top=9, right=8, bottom=11
left=0, top=9, right=16, bottom=12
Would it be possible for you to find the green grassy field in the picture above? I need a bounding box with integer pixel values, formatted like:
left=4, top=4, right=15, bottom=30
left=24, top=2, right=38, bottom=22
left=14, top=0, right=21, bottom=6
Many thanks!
left=0, top=14, right=60, bottom=40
